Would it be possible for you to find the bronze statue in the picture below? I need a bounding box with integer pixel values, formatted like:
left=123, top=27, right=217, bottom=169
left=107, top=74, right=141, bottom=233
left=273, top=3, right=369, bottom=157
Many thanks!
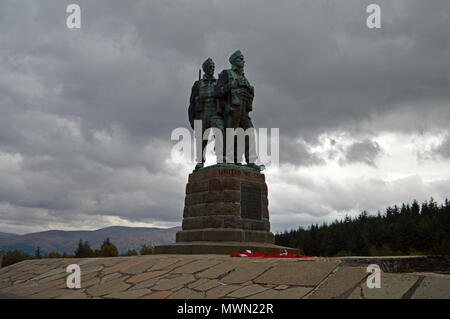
left=216, top=50, right=260, bottom=170
left=188, top=58, right=224, bottom=171
left=188, top=51, right=262, bottom=171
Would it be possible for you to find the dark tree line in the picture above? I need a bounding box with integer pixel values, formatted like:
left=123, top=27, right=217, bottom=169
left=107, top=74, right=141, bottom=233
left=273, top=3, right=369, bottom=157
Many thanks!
left=73, top=238, right=154, bottom=258
left=275, top=198, right=450, bottom=256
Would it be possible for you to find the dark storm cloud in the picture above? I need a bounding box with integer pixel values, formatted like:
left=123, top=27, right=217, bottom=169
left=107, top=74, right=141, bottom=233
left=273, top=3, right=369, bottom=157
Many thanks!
left=342, top=139, right=382, bottom=167
left=0, top=0, right=449, bottom=232
left=432, top=135, right=450, bottom=158
left=279, top=136, right=325, bottom=167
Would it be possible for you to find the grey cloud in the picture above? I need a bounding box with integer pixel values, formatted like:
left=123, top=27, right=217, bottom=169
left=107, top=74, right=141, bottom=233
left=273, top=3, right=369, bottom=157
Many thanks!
left=341, top=139, right=382, bottom=167
left=279, top=137, right=325, bottom=167
left=433, top=135, right=450, bottom=158
left=0, top=0, right=449, bottom=233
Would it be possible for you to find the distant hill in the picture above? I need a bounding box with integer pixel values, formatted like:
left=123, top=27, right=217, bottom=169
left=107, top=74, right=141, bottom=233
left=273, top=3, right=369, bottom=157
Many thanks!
left=0, top=232, right=17, bottom=239
left=0, top=226, right=180, bottom=255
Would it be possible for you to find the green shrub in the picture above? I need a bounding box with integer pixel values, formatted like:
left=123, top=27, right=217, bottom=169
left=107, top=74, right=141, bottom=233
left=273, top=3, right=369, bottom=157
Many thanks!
left=46, top=251, right=62, bottom=258
left=74, top=239, right=95, bottom=258
left=140, top=244, right=154, bottom=255
left=121, top=249, right=138, bottom=256
left=98, top=238, right=119, bottom=257
left=2, top=249, right=35, bottom=267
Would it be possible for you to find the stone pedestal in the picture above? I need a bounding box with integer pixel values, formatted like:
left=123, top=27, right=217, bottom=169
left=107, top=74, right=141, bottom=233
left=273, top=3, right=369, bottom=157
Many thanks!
left=155, top=165, right=299, bottom=254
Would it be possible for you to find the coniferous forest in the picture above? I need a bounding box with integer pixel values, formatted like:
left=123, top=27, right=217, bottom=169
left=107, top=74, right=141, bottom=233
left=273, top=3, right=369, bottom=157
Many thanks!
left=275, top=198, right=450, bottom=257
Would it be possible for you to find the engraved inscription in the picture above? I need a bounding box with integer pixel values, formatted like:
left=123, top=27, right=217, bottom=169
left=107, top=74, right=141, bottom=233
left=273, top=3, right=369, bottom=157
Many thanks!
left=217, top=168, right=264, bottom=179
left=241, top=183, right=262, bottom=220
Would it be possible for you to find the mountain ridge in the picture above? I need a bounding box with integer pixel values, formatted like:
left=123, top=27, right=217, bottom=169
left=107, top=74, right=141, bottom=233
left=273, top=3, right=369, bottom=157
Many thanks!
left=0, top=232, right=17, bottom=239
left=0, top=226, right=180, bottom=255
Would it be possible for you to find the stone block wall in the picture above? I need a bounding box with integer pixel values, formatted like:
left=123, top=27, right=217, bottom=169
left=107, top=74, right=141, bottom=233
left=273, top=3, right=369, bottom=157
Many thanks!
left=176, top=165, right=274, bottom=244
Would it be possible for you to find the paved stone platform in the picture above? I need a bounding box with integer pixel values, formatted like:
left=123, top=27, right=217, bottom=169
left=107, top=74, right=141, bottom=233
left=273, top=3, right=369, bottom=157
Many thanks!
left=0, top=255, right=448, bottom=299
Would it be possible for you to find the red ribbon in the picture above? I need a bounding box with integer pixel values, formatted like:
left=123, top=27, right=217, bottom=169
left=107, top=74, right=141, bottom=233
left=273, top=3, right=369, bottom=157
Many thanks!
left=230, top=250, right=313, bottom=258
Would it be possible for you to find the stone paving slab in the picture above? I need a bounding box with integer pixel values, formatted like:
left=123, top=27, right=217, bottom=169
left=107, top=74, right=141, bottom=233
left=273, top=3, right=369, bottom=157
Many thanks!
left=81, top=276, right=100, bottom=289
left=171, top=259, right=221, bottom=274
left=127, top=270, right=170, bottom=284
left=348, top=272, right=420, bottom=299
left=29, top=288, right=69, bottom=299
left=308, top=266, right=367, bottom=299
left=0, top=255, right=448, bottom=299
left=168, top=288, right=205, bottom=299
left=205, top=284, right=242, bottom=299
left=140, top=290, right=173, bottom=299
left=122, top=259, right=158, bottom=275
left=86, top=276, right=131, bottom=297
left=55, top=289, right=89, bottom=299
left=105, top=288, right=151, bottom=299
left=102, top=258, right=144, bottom=275
left=196, top=260, right=240, bottom=279
left=151, top=274, right=196, bottom=291
left=227, top=284, right=268, bottom=298
left=129, top=276, right=165, bottom=290
left=411, top=275, right=450, bottom=299
left=254, top=260, right=340, bottom=286
left=189, top=278, right=220, bottom=292
left=221, top=261, right=274, bottom=284
left=248, top=286, right=312, bottom=299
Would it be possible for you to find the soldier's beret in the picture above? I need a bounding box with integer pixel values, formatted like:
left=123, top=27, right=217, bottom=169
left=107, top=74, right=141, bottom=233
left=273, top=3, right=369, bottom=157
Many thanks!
left=202, top=57, right=214, bottom=70
left=229, top=50, right=243, bottom=64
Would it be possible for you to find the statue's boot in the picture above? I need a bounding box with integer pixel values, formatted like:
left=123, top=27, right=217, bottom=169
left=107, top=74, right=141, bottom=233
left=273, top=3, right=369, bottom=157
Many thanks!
left=216, top=156, right=227, bottom=165
left=194, top=162, right=204, bottom=171
left=246, top=163, right=265, bottom=171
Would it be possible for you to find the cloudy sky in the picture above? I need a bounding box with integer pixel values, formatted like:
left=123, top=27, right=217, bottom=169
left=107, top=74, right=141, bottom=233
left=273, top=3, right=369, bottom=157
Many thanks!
left=0, top=0, right=449, bottom=234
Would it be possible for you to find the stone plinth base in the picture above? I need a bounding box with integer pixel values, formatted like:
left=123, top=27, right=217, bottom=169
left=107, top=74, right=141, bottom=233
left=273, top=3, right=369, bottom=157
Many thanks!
left=158, top=164, right=299, bottom=254
left=154, top=241, right=300, bottom=255
left=176, top=228, right=275, bottom=243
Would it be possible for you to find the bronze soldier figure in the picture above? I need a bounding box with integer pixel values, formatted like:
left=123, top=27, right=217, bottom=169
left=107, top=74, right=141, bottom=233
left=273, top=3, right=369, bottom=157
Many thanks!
left=188, top=58, right=224, bottom=171
left=216, top=50, right=261, bottom=170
